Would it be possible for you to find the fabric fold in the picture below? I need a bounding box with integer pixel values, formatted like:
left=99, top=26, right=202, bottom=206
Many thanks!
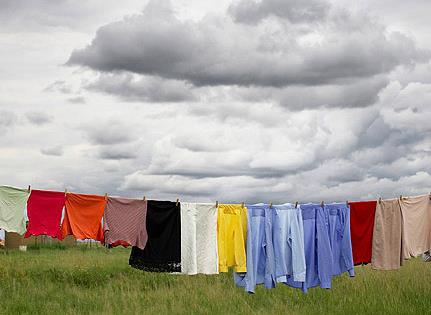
left=104, top=197, right=148, bottom=250
left=180, top=202, right=218, bottom=275
left=0, top=186, right=30, bottom=235
left=25, top=189, right=65, bottom=239
left=60, top=193, right=106, bottom=242
left=129, top=200, right=181, bottom=273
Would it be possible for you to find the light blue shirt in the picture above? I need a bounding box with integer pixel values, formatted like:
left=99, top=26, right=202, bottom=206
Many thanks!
left=272, top=203, right=306, bottom=283
left=325, top=203, right=355, bottom=277
left=234, top=203, right=275, bottom=293
left=286, top=203, right=333, bottom=293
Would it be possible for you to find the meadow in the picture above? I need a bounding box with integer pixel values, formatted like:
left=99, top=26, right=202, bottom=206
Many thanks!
left=0, top=245, right=430, bottom=315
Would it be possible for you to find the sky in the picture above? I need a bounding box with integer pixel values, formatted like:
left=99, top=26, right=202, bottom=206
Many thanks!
left=1, top=0, right=431, bottom=203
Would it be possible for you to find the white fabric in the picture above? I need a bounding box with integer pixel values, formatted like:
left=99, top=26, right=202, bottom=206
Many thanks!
left=0, top=186, right=30, bottom=235
left=180, top=202, right=219, bottom=275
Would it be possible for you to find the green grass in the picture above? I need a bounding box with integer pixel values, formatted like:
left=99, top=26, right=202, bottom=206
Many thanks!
left=0, top=247, right=430, bottom=315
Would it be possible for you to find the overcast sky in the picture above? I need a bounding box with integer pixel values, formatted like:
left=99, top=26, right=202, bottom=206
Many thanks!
left=1, top=0, right=430, bottom=203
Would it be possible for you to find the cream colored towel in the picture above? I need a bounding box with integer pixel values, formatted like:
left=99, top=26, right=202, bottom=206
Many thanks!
left=371, top=198, right=404, bottom=270
left=400, top=194, right=431, bottom=259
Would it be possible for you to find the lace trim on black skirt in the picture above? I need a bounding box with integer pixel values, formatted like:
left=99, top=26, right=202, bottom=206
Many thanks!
left=129, top=257, right=181, bottom=273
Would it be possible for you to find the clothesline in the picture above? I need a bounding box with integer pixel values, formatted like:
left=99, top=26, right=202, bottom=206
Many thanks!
left=11, top=183, right=431, bottom=206
left=1, top=184, right=430, bottom=294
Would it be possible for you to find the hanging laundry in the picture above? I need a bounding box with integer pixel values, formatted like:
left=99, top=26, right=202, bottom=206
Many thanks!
left=285, top=204, right=333, bottom=293
left=180, top=203, right=218, bottom=275
left=325, top=203, right=354, bottom=277
left=234, top=204, right=276, bottom=293
left=25, top=189, right=65, bottom=239
left=0, top=186, right=30, bottom=235
left=60, top=193, right=106, bottom=242
left=129, top=200, right=181, bottom=272
left=371, top=198, right=404, bottom=270
left=348, top=201, right=377, bottom=265
left=399, top=194, right=431, bottom=259
left=104, top=197, right=148, bottom=249
left=272, top=203, right=306, bottom=284
left=217, top=204, right=247, bottom=273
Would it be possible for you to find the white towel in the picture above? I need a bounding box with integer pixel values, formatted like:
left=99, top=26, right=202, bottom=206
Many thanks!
left=180, top=202, right=219, bottom=275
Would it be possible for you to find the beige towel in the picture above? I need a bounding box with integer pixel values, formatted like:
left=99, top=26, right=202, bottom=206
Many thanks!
left=400, top=194, right=431, bottom=259
left=371, top=198, right=404, bottom=270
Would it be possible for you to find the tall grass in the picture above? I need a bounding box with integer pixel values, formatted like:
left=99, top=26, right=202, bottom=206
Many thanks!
left=0, top=246, right=430, bottom=314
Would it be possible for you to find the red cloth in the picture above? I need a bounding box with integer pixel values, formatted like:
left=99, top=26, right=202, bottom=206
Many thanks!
left=349, top=201, right=377, bottom=265
left=25, top=189, right=65, bottom=239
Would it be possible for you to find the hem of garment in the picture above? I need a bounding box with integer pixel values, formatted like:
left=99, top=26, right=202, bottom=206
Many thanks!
left=0, top=226, right=26, bottom=235
left=320, top=281, right=331, bottom=289
left=348, top=268, right=355, bottom=277
left=219, top=265, right=247, bottom=273
left=293, top=271, right=306, bottom=283
left=371, top=264, right=401, bottom=270
left=129, top=260, right=181, bottom=273
left=181, top=270, right=219, bottom=275
left=24, top=231, right=62, bottom=239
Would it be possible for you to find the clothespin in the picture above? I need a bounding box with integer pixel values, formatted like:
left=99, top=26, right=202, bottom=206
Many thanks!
left=143, top=196, right=146, bottom=202
left=269, top=202, right=273, bottom=208
left=346, top=200, right=349, bottom=206
left=241, top=202, right=245, bottom=208
left=104, top=193, right=108, bottom=200
left=378, top=197, right=382, bottom=204
left=295, top=201, right=298, bottom=208
left=215, top=201, right=219, bottom=208
left=27, top=185, right=31, bottom=192
left=320, top=201, right=324, bottom=207
left=399, top=195, right=403, bottom=200
left=176, top=198, right=179, bottom=206
left=64, top=188, right=67, bottom=196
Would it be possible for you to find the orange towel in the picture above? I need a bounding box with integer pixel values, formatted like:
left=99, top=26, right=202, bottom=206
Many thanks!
left=61, top=193, right=106, bottom=242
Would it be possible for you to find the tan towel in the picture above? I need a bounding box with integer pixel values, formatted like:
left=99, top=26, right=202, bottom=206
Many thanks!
left=371, top=198, right=404, bottom=270
left=400, top=194, right=431, bottom=259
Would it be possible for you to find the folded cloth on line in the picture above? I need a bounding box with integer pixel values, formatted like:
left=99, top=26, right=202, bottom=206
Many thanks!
left=61, top=193, right=106, bottom=242
left=180, top=202, right=218, bottom=275
left=104, top=197, right=148, bottom=250
left=0, top=186, right=30, bottom=235
left=129, top=200, right=181, bottom=273
left=349, top=201, right=377, bottom=265
left=217, top=204, right=247, bottom=273
left=400, top=194, right=431, bottom=259
left=371, top=198, right=404, bottom=270
left=25, top=189, right=65, bottom=239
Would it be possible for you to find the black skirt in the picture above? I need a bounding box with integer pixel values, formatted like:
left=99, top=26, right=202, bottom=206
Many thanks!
left=129, top=200, right=181, bottom=272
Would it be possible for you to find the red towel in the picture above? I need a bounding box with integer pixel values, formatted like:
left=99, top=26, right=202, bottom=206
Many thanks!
left=349, top=201, right=377, bottom=265
left=25, top=190, right=65, bottom=239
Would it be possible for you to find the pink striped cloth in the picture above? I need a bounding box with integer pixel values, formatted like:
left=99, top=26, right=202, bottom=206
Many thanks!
left=103, top=197, right=148, bottom=250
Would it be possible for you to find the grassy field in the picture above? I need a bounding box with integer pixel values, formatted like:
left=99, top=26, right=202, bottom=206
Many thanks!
left=0, top=246, right=430, bottom=315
